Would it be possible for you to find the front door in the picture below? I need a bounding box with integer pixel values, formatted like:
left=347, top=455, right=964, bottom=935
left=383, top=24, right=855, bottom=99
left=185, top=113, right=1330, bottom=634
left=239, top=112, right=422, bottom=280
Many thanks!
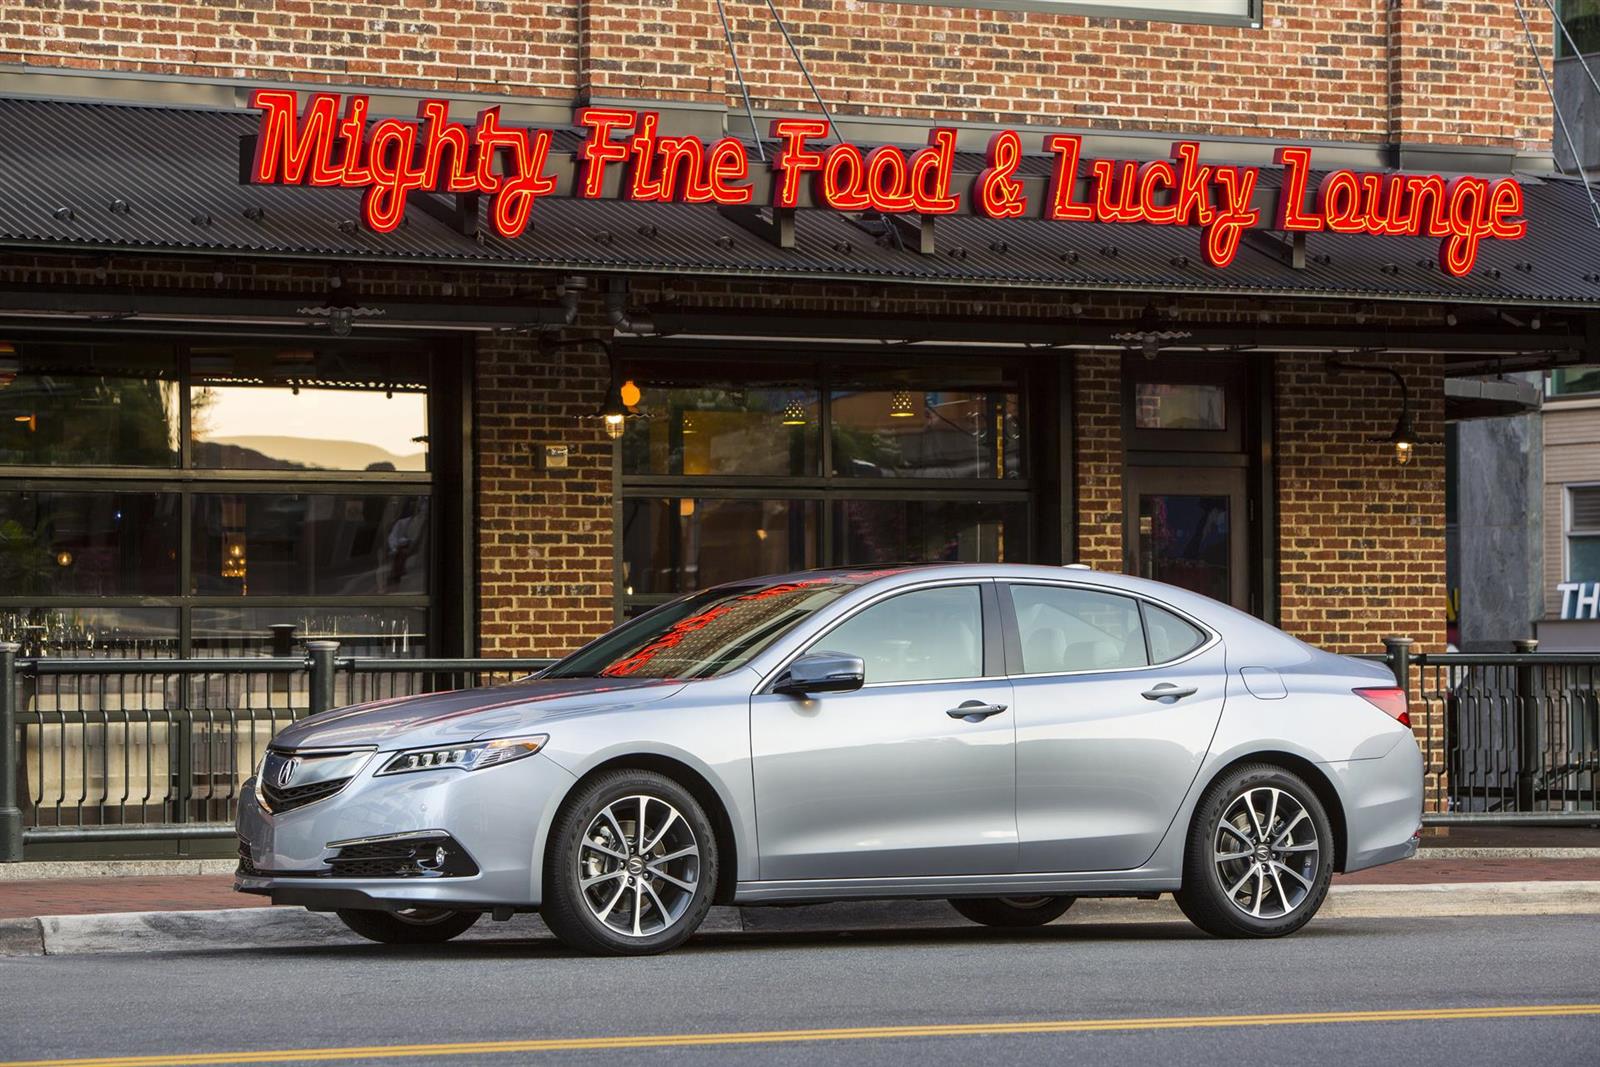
left=1124, top=466, right=1250, bottom=611
left=749, top=582, right=1018, bottom=880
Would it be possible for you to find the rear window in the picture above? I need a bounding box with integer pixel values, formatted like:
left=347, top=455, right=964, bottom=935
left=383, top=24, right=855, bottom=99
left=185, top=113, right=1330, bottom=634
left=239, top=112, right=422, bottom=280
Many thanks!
left=1142, top=602, right=1208, bottom=663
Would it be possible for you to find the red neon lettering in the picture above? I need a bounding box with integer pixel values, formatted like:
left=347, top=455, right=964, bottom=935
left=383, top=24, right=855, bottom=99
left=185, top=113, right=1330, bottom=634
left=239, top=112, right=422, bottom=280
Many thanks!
left=1091, top=159, right=1141, bottom=223
left=363, top=118, right=424, bottom=233
left=417, top=100, right=475, bottom=193
left=1045, top=134, right=1094, bottom=222
left=1272, top=146, right=1322, bottom=232
left=336, top=95, right=372, bottom=185
left=974, top=130, right=1026, bottom=218
left=1487, top=178, right=1526, bottom=239
left=1404, top=175, right=1451, bottom=238
left=1440, top=175, right=1493, bottom=277
left=1316, top=171, right=1365, bottom=234
left=1137, top=160, right=1179, bottom=224
left=627, top=112, right=664, bottom=201
left=1171, top=142, right=1215, bottom=227
left=657, top=136, right=714, bottom=202
left=908, top=129, right=960, bottom=214
left=250, top=89, right=341, bottom=187
left=705, top=138, right=753, bottom=205
left=865, top=145, right=914, bottom=212
left=576, top=107, right=637, bottom=199
left=770, top=119, right=829, bottom=208
left=1204, top=167, right=1260, bottom=269
left=819, top=142, right=871, bottom=210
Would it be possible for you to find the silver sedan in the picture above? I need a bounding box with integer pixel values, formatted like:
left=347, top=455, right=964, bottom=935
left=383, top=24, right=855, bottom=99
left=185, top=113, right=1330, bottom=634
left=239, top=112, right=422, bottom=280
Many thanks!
left=236, top=564, right=1423, bottom=955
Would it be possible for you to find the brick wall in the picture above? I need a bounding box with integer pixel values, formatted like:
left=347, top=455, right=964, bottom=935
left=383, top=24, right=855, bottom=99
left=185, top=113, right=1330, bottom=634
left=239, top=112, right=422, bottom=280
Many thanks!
left=1074, top=352, right=1124, bottom=571
left=1, top=1, right=1552, bottom=153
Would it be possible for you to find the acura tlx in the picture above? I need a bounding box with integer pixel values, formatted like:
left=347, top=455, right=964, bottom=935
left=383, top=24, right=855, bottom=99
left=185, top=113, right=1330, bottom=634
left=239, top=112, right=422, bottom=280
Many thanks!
left=237, top=563, right=1422, bottom=956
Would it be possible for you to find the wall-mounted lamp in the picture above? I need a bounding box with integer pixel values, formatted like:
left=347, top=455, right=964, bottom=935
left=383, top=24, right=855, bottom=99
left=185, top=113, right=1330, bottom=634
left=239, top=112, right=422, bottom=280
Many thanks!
left=1327, top=358, right=1418, bottom=465
left=596, top=378, right=628, bottom=440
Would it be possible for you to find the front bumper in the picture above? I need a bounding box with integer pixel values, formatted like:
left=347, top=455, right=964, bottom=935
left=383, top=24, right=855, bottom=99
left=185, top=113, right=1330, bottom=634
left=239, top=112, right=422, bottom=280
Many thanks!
left=235, top=750, right=578, bottom=911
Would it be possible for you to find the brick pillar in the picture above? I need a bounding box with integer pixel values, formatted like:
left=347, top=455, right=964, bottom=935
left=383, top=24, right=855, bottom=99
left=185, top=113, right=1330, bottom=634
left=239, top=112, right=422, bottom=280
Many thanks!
left=1074, top=352, right=1124, bottom=570
left=475, top=333, right=616, bottom=658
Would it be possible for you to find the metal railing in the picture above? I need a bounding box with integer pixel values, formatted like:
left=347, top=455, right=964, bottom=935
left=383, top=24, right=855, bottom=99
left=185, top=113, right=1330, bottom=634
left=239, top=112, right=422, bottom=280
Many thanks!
left=2, top=636, right=1596, bottom=860
left=0, top=641, right=553, bottom=859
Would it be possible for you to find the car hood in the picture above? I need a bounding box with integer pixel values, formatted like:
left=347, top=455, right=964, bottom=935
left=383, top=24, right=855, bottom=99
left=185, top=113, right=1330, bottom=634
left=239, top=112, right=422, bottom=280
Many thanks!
left=270, top=676, right=688, bottom=751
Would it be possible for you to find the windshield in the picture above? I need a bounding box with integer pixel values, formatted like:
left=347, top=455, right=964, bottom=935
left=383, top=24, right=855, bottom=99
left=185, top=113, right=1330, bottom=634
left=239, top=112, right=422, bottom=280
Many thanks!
left=545, top=574, right=894, bottom=680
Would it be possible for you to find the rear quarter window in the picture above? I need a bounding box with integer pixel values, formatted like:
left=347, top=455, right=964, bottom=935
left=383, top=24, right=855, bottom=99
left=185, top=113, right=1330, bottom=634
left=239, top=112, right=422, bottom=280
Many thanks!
left=1141, top=602, right=1208, bottom=663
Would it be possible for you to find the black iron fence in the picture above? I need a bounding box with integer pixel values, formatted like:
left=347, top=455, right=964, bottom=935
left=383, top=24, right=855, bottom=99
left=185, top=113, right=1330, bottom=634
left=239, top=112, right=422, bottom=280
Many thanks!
left=0, top=641, right=552, bottom=860
left=1, top=637, right=1596, bottom=861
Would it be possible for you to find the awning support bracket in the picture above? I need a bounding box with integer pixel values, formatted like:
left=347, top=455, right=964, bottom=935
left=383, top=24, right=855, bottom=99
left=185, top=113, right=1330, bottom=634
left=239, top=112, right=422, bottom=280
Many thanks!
left=1242, top=229, right=1307, bottom=270
left=719, top=205, right=795, bottom=249
left=413, top=192, right=480, bottom=238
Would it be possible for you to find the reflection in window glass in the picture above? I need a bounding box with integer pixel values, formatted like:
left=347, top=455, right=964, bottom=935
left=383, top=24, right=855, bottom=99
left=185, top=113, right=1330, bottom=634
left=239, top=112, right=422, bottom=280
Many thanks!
left=0, top=606, right=179, bottom=658
left=621, top=498, right=817, bottom=597
left=1143, top=603, right=1207, bottom=663
left=191, top=385, right=427, bottom=471
left=1010, top=585, right=1148, bottom=673
left=191, top=493, right=429, bottom=596
left=190, top=606, right=429, bottom=658
left=832, top=388, right=1020, bottom=479
left=1134, top=383, right=1227, bottom=430
left=1139, top=494, right=1230, bottom=603
left=0, top=491, right=179, bottom=596
left=0, top=347, right=178, bottom=467
left=818, top=585, right=983, bottom=683
left=620, top=379, right=820, bottom=477
left=1548, top=366, right=1600, bottom=398
left=834, top=499, right=1024, bottom=565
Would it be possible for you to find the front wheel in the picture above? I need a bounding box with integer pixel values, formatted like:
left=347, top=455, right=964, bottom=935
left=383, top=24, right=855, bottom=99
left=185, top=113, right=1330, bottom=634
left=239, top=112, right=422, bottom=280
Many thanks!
left=335, top=907, right=481, bottom=944
left=949, top=895, right=1076, bottom=927
left=541, top=769, right=719, bottom=956
left=1175, top=764, right=1335, bottom=938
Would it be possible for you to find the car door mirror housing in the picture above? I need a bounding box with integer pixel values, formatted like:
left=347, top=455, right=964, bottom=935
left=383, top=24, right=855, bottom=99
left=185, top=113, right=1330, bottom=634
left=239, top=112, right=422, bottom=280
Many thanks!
left=775, top=652, right=866, bottom=696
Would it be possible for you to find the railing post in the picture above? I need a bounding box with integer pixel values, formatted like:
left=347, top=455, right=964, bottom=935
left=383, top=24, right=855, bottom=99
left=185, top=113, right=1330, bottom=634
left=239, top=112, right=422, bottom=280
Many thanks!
left=1514, top=637, right=1541, bottom=813
left=0, top=643, right=21, bottom=861
left=307, top=640, right=339, bottom=716
left=1382, top=635, right=1413, bottom=696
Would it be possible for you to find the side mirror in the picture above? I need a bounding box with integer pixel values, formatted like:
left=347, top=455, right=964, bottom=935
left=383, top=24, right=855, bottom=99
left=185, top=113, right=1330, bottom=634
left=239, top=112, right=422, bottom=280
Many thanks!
left=774, top=651, right=866, bottom=696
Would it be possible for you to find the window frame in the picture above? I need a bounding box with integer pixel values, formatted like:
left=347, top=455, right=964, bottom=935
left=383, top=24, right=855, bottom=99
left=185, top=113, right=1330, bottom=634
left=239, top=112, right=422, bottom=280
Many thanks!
left=997, top=580, right=1218, bottom=678
left=1565, top=482, right=1600, bottom=583
left=874, top=0, right=1259, bottom=29
left=0, top=336, right=445, bottom=657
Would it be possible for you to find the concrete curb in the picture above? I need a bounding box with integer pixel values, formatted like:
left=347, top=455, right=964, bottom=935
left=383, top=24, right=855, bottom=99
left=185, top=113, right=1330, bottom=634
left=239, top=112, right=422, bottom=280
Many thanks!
left=5, top=881, right=1598, bottom=957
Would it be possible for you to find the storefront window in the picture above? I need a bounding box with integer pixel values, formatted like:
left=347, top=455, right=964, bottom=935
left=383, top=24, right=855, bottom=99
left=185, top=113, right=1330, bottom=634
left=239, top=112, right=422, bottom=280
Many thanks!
left=617, top=352, right=1031, bottom=616
left=0, top=491, right=179, bottom=596
left=1548, top=365, right=1600, bottom=398
left=0, top=606, right=180, bottom=658
left=1558, top=1, right=1600, bottom=57
left=1134, top=383, right=1227, bottom=431
left=190, top=606, right=429, bottom=658
left=0, top=346, right=178, bottom=467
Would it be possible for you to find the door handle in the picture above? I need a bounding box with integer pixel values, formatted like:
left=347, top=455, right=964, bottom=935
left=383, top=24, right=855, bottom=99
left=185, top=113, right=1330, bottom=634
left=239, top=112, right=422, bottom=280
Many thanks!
left=946, top=700, right=1008, bottom=722
left=1142, top=683, right=1198, bottom=701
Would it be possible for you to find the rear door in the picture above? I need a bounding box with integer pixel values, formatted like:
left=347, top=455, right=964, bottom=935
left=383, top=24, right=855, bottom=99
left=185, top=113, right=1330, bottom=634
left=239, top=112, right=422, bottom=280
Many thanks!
left=749, top=581, right=1018, bottom=880
left=1002, top=582, right=1226, bottom=872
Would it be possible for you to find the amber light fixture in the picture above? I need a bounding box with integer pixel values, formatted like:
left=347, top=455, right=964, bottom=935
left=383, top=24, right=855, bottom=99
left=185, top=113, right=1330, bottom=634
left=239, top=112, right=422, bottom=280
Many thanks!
left=888, top=389, right=916, bottom=417
left=0, top=342, right=17, bottom=390
left=781, top=400, right=808, bottom=426
left=1327, top=358, right=1418, bottom=466
left=12, top=413, right=36, bottom=433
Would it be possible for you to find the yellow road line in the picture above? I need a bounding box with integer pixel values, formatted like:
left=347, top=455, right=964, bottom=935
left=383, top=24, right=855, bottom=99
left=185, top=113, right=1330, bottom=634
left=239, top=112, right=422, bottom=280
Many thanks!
left=5, top=1003, right=1599, bottom=1067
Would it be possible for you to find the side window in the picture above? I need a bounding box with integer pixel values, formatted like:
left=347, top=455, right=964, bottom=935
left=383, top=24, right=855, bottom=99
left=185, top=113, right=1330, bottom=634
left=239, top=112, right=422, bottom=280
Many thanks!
left=815, top=585, right=983, bottom=684
left=1142, top=602, right=1208, bottom=663
left=1009, top=585, right=1148, bottom=674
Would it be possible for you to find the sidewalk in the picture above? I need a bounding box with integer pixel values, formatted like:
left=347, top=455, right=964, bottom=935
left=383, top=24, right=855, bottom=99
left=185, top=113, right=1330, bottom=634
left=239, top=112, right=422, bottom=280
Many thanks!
left=4, top=856, right=1600, bottom=922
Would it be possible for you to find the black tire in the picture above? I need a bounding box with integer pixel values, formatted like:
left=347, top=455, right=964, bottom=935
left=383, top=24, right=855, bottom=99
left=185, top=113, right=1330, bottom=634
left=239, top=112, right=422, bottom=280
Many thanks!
left=1175, top=763, right=1335, bottom=939
left=541, top=769, right=719, bottom=956
left=949, top=895, right=1076, bottom=927
left=335, top=907, right=481, bottom=945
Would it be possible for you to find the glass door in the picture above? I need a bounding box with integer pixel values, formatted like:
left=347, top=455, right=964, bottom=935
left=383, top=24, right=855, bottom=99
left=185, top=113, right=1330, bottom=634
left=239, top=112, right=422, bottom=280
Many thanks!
left=1124, top=467, right=1249, bottom=610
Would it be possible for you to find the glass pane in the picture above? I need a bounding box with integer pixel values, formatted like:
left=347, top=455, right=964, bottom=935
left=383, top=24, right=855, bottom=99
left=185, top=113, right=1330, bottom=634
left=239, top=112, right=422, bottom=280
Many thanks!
left=550, top=577, right=864, bottom=680
left=1557, top=1, right=1600, bottom=57
left=1570, top=535, right=1600, bottom=584
left=0, top=344, right=178, bottom=467
left=832, top=369, right=1021, bottom=479
left=0, top=606, right=178, bottom=658
left=1548, top=366, right=1600, bottom=397
left=1010, top=585, right=1148, bottom=673
left=1143, top=603, right=1207, bottom=663
left=817, top=585, right=983, bottom=684
left=621, top=497, right=818, bottom=597
left=1134, top=383, right=1227, bottom=430
left=620, top=375, right=820, bottom=477
left=1139, top=494, right=1231, bottom=603
left=834, top=498, right=1026, bottom=564
left=190, top=346, right=428, bottom=471
left=0, top=491, right=179, bottom=596
left=191, top=493, right=430, bottom=596
left=191, top=606, right=428, bottom=658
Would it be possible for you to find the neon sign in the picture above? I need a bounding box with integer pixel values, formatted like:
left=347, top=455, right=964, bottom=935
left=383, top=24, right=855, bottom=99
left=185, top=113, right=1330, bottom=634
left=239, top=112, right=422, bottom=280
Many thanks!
left=245, top=90, right=1527, bottom=276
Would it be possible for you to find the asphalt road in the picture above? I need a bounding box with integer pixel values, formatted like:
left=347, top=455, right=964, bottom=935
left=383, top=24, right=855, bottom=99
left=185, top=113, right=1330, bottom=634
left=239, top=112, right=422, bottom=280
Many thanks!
left=2, top=914, right=1598, bottom=1067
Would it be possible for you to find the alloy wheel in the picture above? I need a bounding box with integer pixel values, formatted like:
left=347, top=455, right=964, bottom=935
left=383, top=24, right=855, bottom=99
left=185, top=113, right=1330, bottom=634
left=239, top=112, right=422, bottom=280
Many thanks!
left=1213, top=786, right=1321, bottom=920
left=578, top=794, right=701, bottom=938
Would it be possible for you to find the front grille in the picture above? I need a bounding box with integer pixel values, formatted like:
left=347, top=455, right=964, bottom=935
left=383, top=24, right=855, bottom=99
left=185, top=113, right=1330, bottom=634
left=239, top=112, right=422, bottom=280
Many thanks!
left=326, top=834, right=479, bottom=879
left=236, top=839, right=260, bottom=877
left=261, top=777, right=352, bottom=813
left=258, top=747, right=372, bottom=814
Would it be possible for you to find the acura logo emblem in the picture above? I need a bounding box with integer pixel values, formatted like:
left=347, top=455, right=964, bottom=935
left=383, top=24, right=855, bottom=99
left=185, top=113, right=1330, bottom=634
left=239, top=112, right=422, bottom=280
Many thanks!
left=275, top=757, right=299, bottom=789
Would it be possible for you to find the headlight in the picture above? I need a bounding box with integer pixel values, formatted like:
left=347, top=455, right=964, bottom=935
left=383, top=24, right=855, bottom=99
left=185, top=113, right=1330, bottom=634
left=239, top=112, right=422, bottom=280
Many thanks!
left=376, top=734, right=548, bottom=776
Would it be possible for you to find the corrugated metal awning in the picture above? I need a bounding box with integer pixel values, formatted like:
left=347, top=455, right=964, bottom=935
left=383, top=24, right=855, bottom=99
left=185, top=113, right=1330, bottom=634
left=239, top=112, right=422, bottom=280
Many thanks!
left=3, top=96, right=1600, bottom=309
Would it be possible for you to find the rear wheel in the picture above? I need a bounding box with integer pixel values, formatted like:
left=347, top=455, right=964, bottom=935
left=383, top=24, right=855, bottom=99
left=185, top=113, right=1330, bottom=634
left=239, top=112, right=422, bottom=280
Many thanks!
left=335, top=907, right=481, bottom=944
left=1175, top=763, right=1334, bottom=938
left=949, top=895, right=1076, bottom=927
left=541, top=769, right=719, bottom=956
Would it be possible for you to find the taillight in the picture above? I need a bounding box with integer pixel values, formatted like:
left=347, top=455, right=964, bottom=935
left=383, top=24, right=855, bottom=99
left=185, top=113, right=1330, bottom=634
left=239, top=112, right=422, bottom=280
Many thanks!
left=1354, top=686, right=1410, bottom=728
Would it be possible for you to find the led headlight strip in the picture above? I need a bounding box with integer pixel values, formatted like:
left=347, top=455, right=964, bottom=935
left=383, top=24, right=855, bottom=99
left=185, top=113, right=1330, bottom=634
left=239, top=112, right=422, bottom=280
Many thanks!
left=377, top=734, right=549, bottom=776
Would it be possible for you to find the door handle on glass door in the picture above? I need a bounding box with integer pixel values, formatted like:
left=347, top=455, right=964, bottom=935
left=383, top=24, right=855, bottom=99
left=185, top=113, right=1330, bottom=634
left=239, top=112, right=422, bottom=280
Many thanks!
left=1141, top=684, right=1198, bottom=701
left=946, top=700, right=1008, bottom=722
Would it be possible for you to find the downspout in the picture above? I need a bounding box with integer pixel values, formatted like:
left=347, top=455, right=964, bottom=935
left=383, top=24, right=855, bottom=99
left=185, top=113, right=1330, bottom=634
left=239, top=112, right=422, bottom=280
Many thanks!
left=605, top=277, right=656, bottom=335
